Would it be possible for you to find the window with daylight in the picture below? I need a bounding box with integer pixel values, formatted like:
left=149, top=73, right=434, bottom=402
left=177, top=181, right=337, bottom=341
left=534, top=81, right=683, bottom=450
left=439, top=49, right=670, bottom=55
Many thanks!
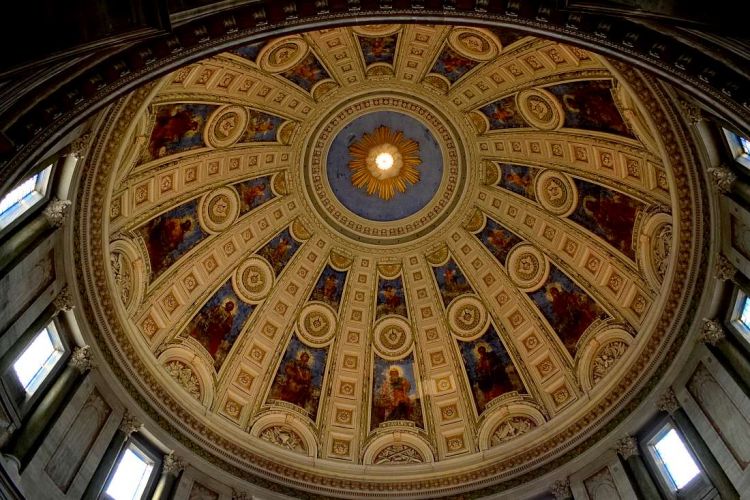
left=104, top=443, right=157, bottom=500
left=647, top=423, right=702, bottom=494
left=724, top=128, right=750, bottom=170
left=741, top=294, right=750, bottom=330
left=0, top=163, right=53, bottom=231
left=12, top=323, right=64, bottom=396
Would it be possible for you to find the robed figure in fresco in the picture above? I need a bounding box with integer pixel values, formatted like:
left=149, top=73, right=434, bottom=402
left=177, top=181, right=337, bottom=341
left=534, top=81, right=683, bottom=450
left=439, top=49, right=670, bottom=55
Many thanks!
left=474, top=344, right=521, bottom=406
left=377, top=366, right=414, bottom=422
left=277, top=350, right=313, bottom=408
left=189, top=299, right=237, bottom=365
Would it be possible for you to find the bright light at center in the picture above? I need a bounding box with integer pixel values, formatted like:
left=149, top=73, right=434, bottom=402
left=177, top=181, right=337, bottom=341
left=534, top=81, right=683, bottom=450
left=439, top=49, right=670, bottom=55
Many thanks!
left=375, top=152, right=394, bottom=170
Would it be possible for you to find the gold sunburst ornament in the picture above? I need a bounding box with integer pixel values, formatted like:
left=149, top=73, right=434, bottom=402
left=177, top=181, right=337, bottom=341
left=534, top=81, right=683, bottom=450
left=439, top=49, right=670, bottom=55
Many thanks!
left=348, top=126, right=422, bottom=200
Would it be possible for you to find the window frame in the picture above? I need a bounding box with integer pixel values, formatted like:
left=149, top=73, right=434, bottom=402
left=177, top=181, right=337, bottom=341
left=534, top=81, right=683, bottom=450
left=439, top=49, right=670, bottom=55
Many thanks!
left=723, top=128, right=750, bottom=172
left=724, top=287, right=750, bottom=356
left=641, top=419, right=712, bottom=499
left=0, top=315, right=70, bottom=419
left=102, top=434, right=162, bottom=500
left=0, top=155, right=58, bottom=237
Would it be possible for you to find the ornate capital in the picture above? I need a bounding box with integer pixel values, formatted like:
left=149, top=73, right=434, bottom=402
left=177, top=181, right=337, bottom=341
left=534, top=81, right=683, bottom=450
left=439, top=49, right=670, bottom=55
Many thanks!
left=119, top=412, right=142, bottom=436
left=657, top=388, right=680, bottom=414
left=67, top=133, right=91, bottom=159
left=42, top=198, right=71, bottom=228
left=53, top=285, right=74, bottom=312
left=707, top=165, right=736, bottom=194
left=678, top=99, right=702, bottom=124
left=550, top=479, right=572, bottom=500
left=715, top=254, right=737, bottom=282
left=68, top=345, right=93, bottom=373
left=162, top=451, right=185, bottom=475
left=700, top=318, right=726, bottom=346
left=616, top=435, right=639, bottom=459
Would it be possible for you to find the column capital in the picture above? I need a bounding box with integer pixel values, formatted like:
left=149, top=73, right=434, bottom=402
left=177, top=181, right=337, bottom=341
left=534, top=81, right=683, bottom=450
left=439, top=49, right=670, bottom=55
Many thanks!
left=232, top=489, right=253, bottom=500
left=119, top=411, right=142, bottom=436
left=550, top=478, right=572, bottom=500
left=68, top=345, right=93, bottom=373
left=657, top=388, right=680, bottom=414
left=53, top=285, right=74, bottom=312
left=67, top=133, right=91, bottom=159
left=700, top=318, right=727, bottom=346
left=708, top=165, right=737, bottom=194
left=678, top=99, right=702, bottom=124
left=42, top=198, right=71, bottom=228
left=616, top=435, right=639, bottom=459
left=162, top=451, right=185, bottom=475
left=715, top=254, right=737, bottom=282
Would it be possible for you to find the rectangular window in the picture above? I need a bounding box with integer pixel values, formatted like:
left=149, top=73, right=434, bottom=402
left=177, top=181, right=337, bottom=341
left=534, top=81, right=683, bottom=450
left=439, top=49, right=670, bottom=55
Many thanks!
left=724, top=128, right=750, bottom=171
left=104, top=443, right=156, bottom=500
left=741, top=295, right=750, bottom=330
left=12, top=323, right=64, bottom=396
left=0, top=164, right=53, bottom=230
left=646, top=422, right=705, bottom=496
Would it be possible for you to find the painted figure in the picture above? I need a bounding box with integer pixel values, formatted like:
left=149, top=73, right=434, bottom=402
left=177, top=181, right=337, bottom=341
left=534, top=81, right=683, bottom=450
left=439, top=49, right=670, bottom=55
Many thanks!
left=477, top=218, right=522, bottom=264
left=479, top=97, right=529, bottom=130
left=269, top=336, right=327, bottom=420
left=145, top=104, right=214, bottom=160
left=258, top=228, right=300, bottom=276
left=530, top=266, right=606, bottom=356
left=499, top=164, right=538, bottom=200
left=459, top=326, right=525, bottom=413
left=310, top=266, right=347, bottom=310
left=185, top=280, right=254, bottom=370
left=570, top=179, right=643, bottom=260
left=433, top=258, right=473, bottom=307
left=431, top=47, right=479, bottom=84
left=359, top=35, right=398, bottom=65
left=547, top=80, right=633, bottom=137
left=243, top=111, right=282, bottom=142
left=376, top=277, right=408, bottom=319
left=371, top=356, right=423, bottom=429
left=138, top=200, right=207, bottom=280
left=281, top=53, right=330, bottom=92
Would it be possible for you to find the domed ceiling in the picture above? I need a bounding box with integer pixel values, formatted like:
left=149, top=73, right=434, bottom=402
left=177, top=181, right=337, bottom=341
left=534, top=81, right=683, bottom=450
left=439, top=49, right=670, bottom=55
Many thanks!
left=73, top=23, right=708, bottom=498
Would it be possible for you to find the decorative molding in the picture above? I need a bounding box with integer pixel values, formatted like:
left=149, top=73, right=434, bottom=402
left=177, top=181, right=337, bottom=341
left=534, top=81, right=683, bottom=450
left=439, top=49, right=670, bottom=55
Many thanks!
left=656, top=388, right=680, bottom=414
left=699, top=319, right=726, bottom=346
left=677, top=99, right=702, bottom=124
left=43, top=198, right=71, bottom=228
left=616, top=435, right=639, bottom=459
left=68, top=345, right=92, bottom=373
left=550, top=478, right=572, bottom=500
left=68, top=133, right=92, bottom=159
left=53, top=285, right=74, bottom=312
left=707, top=165, right=736, bottom=194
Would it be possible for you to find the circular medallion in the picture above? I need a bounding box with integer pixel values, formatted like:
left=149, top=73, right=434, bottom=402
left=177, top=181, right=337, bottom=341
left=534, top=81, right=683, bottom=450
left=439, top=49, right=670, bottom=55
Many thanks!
left=305, top=93, right=466, bottom=245
left=199, top=187, right=240, bottom=233
left=447, top=295, right=488, bottom=340
left=204, top=105, right=248, bottom=148
left=233, top=256, right=274, bottom=302
left=506, top=244, right=550, bottom=292
left=298, top=302, right=337, bottom=346
left=259, top=36, right=308, bottom=73
left=535, top=170, right=577, bottom=217
left=516, top=89, right=563, bottom=130
left=373, top=316, right=414, bottom=359
left=448, top=28, right=499, bottom=61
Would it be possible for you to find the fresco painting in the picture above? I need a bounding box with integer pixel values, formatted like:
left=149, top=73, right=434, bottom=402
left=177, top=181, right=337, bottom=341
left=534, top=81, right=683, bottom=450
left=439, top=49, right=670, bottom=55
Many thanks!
left=433, top=258, right=474, bottom=307
left=430, top=46, right=479, bottom=84
left=458, top=325, right=526, bottom=414
left=359, top=34, right=398, bottom=66
left=138, top=199, right=209, bottom=280
left=143, top=104, right=215, bottom=161
left=241, top=110, right=284, bottom=143
left=479, top=96, right=529, bottom=130
left=529, top=266, right=607, bottom=356
left=281, top=52, right=331, bottom=92
left=268, top=335, right=328, bottom=420
left=477, top=217, right=522, bottom=265
left=233, top=175, right=274, bottom=215
left=232, top=41, right=265, bottom=63
left=309, top=265, right=347, bottom=311
left=569, top=179, right=644, bottom=260
left=488, top=27, right=526, bottom=48
left=185, top=280, right=255, bottom=370
left=376, top=276, right=408, bottom=320
left=257, top=228, right=301, bottom=276
left=497, top=163, right=538, bottom=201
left=371, top=355, right=423, bottom=430
left=547, top=80, right=633, bottom=137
